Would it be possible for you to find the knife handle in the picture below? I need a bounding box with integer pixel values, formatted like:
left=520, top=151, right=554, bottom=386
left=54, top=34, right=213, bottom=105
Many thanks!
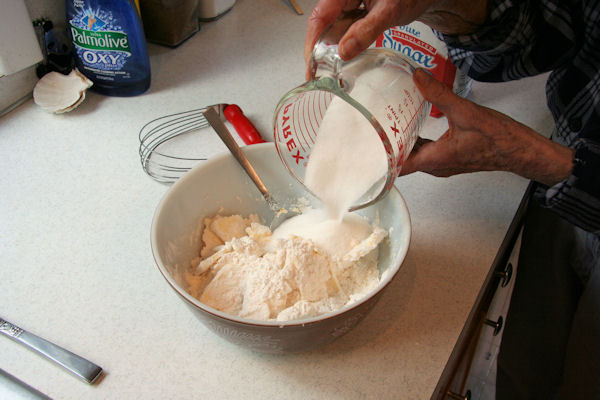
left=0, top=317, right=103, bottom=384
left=224, top=104, right=265, bottom=145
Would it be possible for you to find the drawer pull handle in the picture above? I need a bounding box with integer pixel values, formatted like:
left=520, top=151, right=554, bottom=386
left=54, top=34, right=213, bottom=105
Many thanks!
left=446, top=389, right=471, bottom=400
left=496, top=262, right=513, bottom=287
left=484, top=316, right=504, bottom=336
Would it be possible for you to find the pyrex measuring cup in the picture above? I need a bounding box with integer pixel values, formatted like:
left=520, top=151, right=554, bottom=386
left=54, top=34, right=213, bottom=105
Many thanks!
left=273, top=12, right=431, bottom=211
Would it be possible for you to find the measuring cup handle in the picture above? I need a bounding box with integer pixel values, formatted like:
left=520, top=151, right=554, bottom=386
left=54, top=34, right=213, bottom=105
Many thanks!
left=310, top=8, right=368, bottom=79
left=224, top=104, right=265, bottom=145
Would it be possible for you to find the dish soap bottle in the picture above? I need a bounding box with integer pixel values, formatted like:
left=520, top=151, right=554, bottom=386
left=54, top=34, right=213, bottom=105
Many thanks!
left=66, top=0, right=151, bottom=96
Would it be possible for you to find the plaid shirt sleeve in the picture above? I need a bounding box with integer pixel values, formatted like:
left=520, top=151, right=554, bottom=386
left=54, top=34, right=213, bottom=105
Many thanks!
left=438, top=0, right=600, bottom=233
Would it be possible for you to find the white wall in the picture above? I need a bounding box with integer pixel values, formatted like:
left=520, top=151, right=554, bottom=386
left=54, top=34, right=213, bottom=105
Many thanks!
left=0, top=0, right=65, bottom=116
left=25, top=0, right=66, bottom=27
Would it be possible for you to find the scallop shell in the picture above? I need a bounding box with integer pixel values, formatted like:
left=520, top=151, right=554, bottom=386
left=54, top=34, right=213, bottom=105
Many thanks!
left=33, top=69, right=93, bottom=113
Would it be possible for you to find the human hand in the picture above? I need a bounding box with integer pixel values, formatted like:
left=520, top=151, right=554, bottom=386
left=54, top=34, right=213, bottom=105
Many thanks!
left=304, top=0, right=487, bottom=75
left=304, top=0, right=433, bottom=67
left=401, top=69, right=574, bottom=187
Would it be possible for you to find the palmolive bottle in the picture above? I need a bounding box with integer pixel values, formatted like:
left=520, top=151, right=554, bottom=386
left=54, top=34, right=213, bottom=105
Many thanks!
left=66, top=0, right=151, bottom=96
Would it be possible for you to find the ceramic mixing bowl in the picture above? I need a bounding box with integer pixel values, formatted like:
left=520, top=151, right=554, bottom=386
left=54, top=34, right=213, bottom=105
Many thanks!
left=151, top=143, right=411, bottom=353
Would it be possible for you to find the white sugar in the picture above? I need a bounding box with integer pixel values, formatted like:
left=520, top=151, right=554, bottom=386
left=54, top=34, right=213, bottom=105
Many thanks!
left=304, top=66, right=406, bottom=218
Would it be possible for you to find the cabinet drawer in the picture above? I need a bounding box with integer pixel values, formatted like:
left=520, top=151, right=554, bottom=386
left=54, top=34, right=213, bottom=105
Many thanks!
left=432, top=183, right=532, bottom=400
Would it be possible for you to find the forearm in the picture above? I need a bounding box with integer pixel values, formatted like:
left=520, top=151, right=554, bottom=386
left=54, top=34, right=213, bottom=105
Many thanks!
left=501, top=121, right=574, bottom=186
left=419, top=0, right=488, bottom=35
left=404, top=69, right=574, bottom=186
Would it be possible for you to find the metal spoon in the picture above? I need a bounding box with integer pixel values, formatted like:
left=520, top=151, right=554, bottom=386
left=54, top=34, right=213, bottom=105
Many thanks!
left=202, top=107, right=298, bottom=230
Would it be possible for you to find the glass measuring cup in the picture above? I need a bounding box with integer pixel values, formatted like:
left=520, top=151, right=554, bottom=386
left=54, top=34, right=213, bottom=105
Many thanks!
left=273, top=12, right=431, bottom=211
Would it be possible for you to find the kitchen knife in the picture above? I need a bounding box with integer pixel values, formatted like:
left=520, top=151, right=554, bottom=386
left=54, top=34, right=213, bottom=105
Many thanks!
left=0, top=317, right=103, bottom=384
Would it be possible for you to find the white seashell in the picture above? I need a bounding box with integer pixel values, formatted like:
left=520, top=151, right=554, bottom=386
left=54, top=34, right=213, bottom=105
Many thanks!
left=33, top=69, right=93, bottom=113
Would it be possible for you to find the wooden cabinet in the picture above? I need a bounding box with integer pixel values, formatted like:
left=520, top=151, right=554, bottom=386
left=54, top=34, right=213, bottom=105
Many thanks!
left=432, top=185, right=531, bottom=400
left=460, top=232, right=520, bottom=399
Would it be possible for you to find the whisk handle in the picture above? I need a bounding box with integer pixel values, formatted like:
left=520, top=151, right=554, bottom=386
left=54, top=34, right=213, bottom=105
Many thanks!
left=224, top=104, right=265, bottom=145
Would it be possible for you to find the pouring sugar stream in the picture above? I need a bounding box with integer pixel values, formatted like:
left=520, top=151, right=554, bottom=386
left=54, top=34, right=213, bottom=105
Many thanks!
left=274, top=12, right=431, bottom=219
left=271, top=50, right=429, bottom=260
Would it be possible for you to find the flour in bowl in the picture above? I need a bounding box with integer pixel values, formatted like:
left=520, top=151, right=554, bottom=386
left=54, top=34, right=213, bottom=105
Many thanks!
left=183, top=210, right=386, bottom=321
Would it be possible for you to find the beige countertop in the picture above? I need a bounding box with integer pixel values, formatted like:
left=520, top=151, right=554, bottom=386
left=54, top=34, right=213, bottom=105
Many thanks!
left=0, top=1, right=553, bottom=399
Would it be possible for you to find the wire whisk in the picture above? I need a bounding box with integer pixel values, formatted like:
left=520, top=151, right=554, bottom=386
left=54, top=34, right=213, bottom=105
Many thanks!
left=139, top=107, right=213, bottom=183
left=139, top=104, right=265, bottom=183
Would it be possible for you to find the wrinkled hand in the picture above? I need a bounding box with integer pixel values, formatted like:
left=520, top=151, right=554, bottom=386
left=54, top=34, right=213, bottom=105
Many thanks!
left=401, top=69, right=574, bottom=187
left=304, top=0, right=487, bottom=76
left=304, top=0, right=434, bottom=66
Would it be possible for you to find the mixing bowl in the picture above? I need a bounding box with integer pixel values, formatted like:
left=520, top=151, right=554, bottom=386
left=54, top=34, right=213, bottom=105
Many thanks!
left=151, top=143, right=411, bottom=353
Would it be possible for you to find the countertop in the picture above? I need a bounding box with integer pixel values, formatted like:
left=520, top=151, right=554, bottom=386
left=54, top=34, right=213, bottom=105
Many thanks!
left=0, top=1, right=553, bottom=399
